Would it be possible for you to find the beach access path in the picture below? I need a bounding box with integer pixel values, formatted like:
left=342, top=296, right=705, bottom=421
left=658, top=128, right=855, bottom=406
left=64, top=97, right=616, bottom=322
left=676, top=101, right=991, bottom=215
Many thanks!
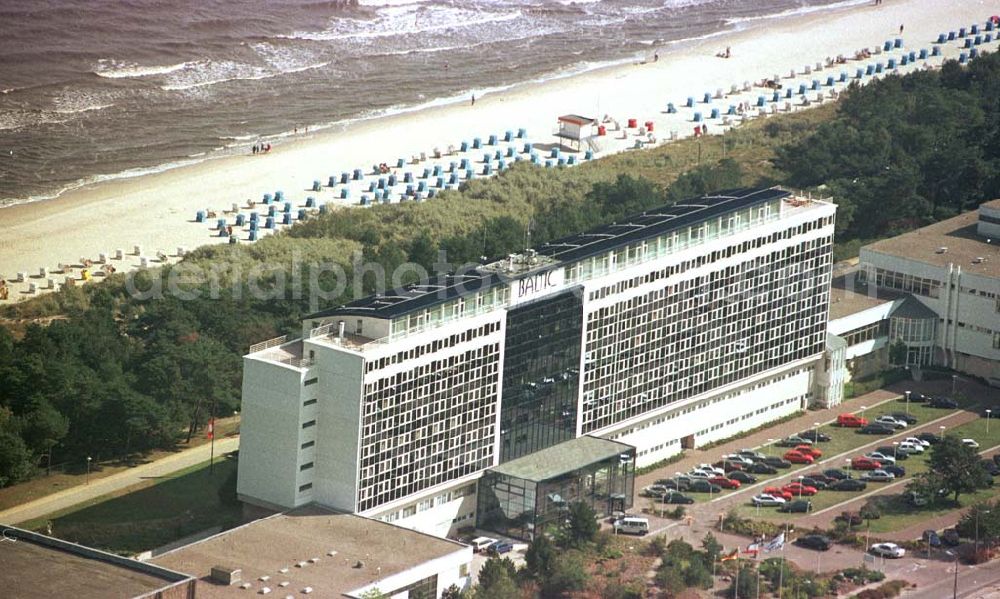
left=0, top=435, right=239, bottom=526
left=0, top=0, right=990, bottom=301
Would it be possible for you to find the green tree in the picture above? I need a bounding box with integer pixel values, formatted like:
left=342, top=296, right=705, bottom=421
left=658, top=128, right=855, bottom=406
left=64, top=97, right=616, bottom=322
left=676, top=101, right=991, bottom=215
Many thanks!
left=701, top=532, right=723, bottom=565
left=565, top=501, right=599, bottom=546
left=0, top=427, right=33, bottom=487
left=956, top=501, right=1000, bottom=549
left=477, top=574, right=519, bottom=599
left=542, top=551, right=589, bottom=596
left=926, top=436, right=991, bottom=503
left=478, top=557, right=518, bottom=592
left=524, top=534, right=556, bottom=578
left=888, top=340, right=907, bottom=366
left=860, top=501, right=881, bottom=525
left=730, top=564, right=759, bottom=598
left=406, top=232, right=439, bottom=271
left=359, top=589, right=387, bottom=599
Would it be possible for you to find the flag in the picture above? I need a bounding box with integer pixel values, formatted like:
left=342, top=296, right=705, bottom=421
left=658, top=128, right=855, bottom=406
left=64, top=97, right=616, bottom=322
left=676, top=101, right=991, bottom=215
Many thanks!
left=743, top=542, right=761, bottom=555
left=720, top=548, right=739, bottom=562
left=206, top=418, right=215, bottom=440
left=764, top=532, right=785, bottom=552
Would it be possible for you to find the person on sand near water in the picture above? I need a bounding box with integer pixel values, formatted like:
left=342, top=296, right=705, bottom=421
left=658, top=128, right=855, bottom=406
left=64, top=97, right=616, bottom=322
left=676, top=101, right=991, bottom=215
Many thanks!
left=471, top=93, right=475, bottom=106
left=899, top=24, right=904, bottom=35
left=654, top=51, right=659, bottom=62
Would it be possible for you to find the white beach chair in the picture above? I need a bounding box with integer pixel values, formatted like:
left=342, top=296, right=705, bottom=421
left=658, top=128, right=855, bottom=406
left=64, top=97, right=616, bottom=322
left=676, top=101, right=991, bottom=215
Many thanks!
left=788, top=69, right=796, bottom=79
left=715, top=88, right=723, bottom=99
left=784, top=101, right=792, bottom=112
left=742, top=81, right=751, bottom=92
left=730, top=84, right=738, bottom=95
left=804, top=65, right=811, bottom=75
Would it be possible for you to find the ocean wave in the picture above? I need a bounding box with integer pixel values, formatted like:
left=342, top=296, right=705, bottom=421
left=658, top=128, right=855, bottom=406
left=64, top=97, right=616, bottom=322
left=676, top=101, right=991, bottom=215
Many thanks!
left=284, top=8, right=524, bottom=42
left=52, top=103, right=114, bottom=115
left=94, top=59, right=193, bottom=79
left=725, top=0, right=871, bottom=26
left=160, top=60, right=329, bottom=91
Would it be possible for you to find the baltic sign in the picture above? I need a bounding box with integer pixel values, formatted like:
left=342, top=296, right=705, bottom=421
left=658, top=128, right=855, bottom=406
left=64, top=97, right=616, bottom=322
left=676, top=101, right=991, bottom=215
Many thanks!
left=510, top=268, right=566, bottom=306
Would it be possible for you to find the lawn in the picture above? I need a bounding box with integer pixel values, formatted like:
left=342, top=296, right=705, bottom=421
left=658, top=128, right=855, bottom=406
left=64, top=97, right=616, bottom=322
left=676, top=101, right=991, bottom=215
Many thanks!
left=21, top=456, right=244, bottom=556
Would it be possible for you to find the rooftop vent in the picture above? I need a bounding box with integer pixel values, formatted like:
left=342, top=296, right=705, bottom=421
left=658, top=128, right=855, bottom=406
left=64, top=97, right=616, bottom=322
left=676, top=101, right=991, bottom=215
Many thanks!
left=973, top=257, right=985, bottom=264
left=210, top=566, right=242, bottom=586
left=935, top=247, right=948, bottom=254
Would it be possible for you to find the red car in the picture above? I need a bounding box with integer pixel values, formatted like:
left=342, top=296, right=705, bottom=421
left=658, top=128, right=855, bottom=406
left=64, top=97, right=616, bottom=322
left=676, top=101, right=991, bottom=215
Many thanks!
left=783, top=450, right=815, bottom=464
left=782, top=482, right=819, bottom=496
left=851, top=457, right=881, bottom=470
left=709, top=476, right=741, bottom=489
left=837, top=414, right=868, bottom=428
left=795, top=445, right=823, bottom=459
left=763, top=486, right=793, bottom=501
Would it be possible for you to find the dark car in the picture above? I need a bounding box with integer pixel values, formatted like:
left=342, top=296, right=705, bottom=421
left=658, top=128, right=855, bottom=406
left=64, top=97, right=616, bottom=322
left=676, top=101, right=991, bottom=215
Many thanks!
left=917, top=432, right=942, bottom=444
left=763, top=456, right=793, bottom=469
left=805, top=472, right=835, bottom=484
left=929, top=397, right=959, bottom=409
left=993, top=454, right=1000, bottom=467
left=729, top=471, right=758, bottom=484
left=875, top=446, right=909, bottom=460
left=823, top=468, right=851, bottom=480
left=883, top=464, right=906, bottom=478
left=749, top=462, right=779, bottom=475
left=688, top=480, right=723, bottom=493
left=800, top=477, right=828, bottom=490
left=922, top=530, right=942, bottom=548
left=794, top=534, right=832, bottom=551
left=982, top=408, right=998, bottom=418
left=903, top=392, right=931, bottom=403
left=662, top=492, right=695, bottom=505
left=778, top=500, right=813, bottom=513
left=717, top=460, right=746, bottom=473
left=776, top=436, right=811, bottom=447
left=982, top=460, right=1000, bottom=476
left=888, top=412, right=919, bottom=425
left=831, top=479, right=867, bottom=491
left=859, top=423, right=895, bottom=435
left=942, top=528, right=961, bottom=546
left=799, top=430, right=832, bottom=443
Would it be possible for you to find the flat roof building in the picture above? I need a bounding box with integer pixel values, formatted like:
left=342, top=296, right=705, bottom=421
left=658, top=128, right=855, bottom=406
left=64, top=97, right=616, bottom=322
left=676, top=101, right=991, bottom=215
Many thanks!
left=0, top=525, right=195, bottom=599
left=150, top=506, right=471, bottom=599
left=237, top=187, right=837, bottom=539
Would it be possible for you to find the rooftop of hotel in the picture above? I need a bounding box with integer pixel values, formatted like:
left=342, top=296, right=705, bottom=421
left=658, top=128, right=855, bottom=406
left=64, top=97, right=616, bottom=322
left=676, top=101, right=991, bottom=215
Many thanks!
left=490, top=435, right=635, bottom=483
left=863, top=207, right=1000, bottom=279
left=0, top=526, right=192, bottom=599
left=150, top=505, right=468, bottom=598
left=307, top=187, right=799, bottom=321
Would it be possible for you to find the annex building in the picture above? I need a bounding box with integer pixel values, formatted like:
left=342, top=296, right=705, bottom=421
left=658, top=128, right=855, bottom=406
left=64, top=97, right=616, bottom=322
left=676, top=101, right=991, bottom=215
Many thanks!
left=828, top=200, right=1000, bottom=385
left=237, top=187, right=837, bottom=539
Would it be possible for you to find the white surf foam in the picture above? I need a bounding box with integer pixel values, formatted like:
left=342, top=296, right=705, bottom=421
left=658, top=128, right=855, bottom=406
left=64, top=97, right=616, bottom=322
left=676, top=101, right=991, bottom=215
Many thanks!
left=94, top=59, right=193, bottom=79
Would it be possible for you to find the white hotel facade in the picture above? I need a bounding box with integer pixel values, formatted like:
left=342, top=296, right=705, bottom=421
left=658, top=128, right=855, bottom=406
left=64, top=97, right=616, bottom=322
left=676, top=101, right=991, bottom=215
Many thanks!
left=237, top=188, right=838, bottom=538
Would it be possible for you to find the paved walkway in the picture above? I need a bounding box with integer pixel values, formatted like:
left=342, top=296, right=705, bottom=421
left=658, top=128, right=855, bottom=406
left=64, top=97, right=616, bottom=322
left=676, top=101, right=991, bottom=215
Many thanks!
left=0, top=436, right=240, bottom=525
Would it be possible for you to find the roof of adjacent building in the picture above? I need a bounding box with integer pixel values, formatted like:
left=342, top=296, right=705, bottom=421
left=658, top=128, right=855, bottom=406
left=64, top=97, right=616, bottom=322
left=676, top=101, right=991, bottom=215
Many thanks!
left=0, top=526, right=193, bottom=599
left=891, top=295, right=938, bottom=320
left=150, top=505, right=468, bottom=598
left=828, top=269, right=899, bottom=320
left=863, top=207, right=1000, bottom=279
left=489, top=435, right=635, bottom=483
left=307, top=187, right=789, bottom=321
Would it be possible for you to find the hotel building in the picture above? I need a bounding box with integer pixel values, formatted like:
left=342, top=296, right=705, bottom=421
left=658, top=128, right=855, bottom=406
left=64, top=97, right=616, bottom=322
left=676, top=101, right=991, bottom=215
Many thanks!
left=237, top=187, right=837, bottom=538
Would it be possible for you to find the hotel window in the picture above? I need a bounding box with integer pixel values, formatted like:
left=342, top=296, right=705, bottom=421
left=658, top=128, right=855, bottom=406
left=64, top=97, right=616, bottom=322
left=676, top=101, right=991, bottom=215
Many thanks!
left=300, top=461, right=314, bottom=471
left=303, top=398, right=318, bottom=407
left=298, top=483, right=313, bottom=492
left=301, top=440, right=315, bottom=450
left=304, top=377, right=318, bottom=386
left=302, top=420, right=316, bottom=429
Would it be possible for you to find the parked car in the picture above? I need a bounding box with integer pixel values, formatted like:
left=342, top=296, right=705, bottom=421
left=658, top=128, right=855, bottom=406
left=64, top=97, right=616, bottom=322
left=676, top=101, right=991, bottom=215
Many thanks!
left=917, top=431, right=942, bottom=444
left=762, top=487, right=794, bottom=501
left=883, top=464, right=906, bottom=478
left=898, top=441, right=924, bottom=454
left=728, top=471, right=758, bottom=484
left=865, top=452, right=896, bottom=465
left=922, top=530, right=942, bottom=548
left=942, top=528, right=961, bottom=546
left=694, top=464, right=725, bottom=476
left=822, top=468, right=851, bottom=480
left=776, top=435, right=813, bottom=447
left=875, top=415, right=908, bottom=429
left=737, top=450, right=767, bottom=461
left=799, top=430, right=832, bottom=442
left=749, top=462, right=779, bottom=475
left=862, top=469, right=896, bottom=483
left=782, top=482, right=819, bottom=496
left=794, top=445, right=823, bottom=459
left=688, top=480, right=723, bottom=493
left=794, top=534, right=831, bottom=550
left=982, top=460, right=1000, bottom=477
left=851, top=457, right=882, bottom=470
left=688, top=470, right=712, bottom=479
left=614, top=517, right=650, bottom=536
left=490, top=541, right=514, bottom=555
left=875, top=446, right=908, bottom=460
left=831, top=478, right=867, bottom=491
left=778, top=500, right=814, bottom=513
left=888, top=412, right=918, bottom=425
left=859, top=423, right=895, bottom=435
left=904, top=392, right=931, bottom=403
left=709, top=476, right=741, bottom=489
left=783, top=450, right=815, bottom=464
left=716, top=460, right=747, bottom=473
left=904, top=436, right=931, bottom=448
left=800, top=477, right=828, bottom=490
left=722, top=454, right=756, bottom=466
left=763, top=456, right=793, bottom=469
left=661, top=492, right=695, bottom=505
left=870, top=542, right=906, bottom=558
left=805, top=472, right=835, bottom=484
left=751, top=494, right=787, bottom=507
left=641, top=485, right=669, bottom=498
left=962, top=438, right=980, bottom=449
left=837, top=413, right=868, bottom=427
left=929, top=397, right=959, bottom=409
left=471, top=537, right=499, bottom=553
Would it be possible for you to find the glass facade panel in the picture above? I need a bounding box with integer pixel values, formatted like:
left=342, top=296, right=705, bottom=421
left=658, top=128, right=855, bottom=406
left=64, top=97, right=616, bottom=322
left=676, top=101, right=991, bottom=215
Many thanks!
left=499, top=290, right=583, bottom=462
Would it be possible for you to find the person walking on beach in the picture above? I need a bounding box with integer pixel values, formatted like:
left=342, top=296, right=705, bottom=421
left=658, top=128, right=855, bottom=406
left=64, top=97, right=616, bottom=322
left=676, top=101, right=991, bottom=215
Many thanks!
left=899, top=24, right=904, bottom=35
left=471, top=93, right=476, bottom=106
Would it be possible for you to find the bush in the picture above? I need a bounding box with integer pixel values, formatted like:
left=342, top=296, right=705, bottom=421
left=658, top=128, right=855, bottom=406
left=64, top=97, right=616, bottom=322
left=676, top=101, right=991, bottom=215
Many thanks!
left=837, top=567, right=885, bottom=585
left=857, top=580, right=908, bottom=599
left=722, top=510, right=782, bottom=538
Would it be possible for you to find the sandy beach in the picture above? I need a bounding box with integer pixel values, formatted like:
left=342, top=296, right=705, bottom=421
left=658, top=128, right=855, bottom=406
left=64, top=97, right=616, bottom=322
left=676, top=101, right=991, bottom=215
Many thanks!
left=0, top=0, right=992, bottom=302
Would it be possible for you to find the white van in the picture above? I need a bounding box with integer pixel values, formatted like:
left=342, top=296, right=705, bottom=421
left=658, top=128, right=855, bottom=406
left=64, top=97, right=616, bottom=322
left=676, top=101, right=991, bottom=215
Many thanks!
left=614, top=517, right=650, bottom=536
left=470, top=536, right=498, bottom=552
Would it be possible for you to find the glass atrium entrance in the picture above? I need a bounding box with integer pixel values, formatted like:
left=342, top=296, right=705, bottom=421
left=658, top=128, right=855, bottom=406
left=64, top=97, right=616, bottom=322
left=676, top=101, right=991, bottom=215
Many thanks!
left=476, top=436, right=635, bottom=541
